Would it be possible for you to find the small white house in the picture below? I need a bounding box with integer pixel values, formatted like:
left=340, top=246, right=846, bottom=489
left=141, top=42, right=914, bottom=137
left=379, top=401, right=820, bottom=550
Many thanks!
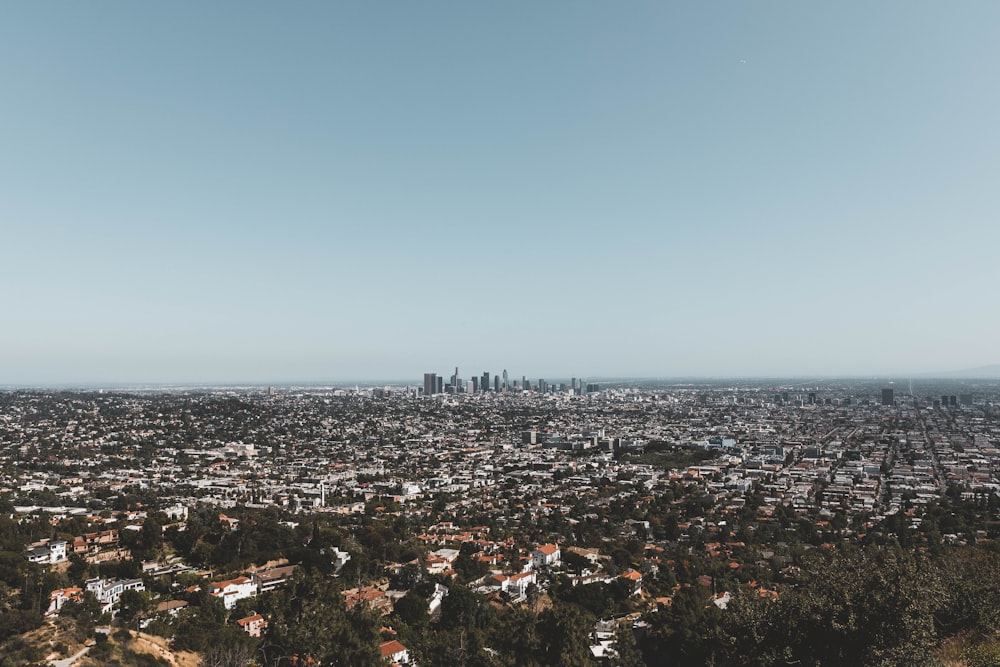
left=532, top=544, right=561, bottom=569
left=211, top=576, right=257, bottom=610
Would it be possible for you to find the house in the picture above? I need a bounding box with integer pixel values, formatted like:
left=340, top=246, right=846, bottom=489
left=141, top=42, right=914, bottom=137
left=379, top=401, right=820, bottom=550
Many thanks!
left=85, top=577, right=145, bottom=613
left=237, top=613, right=268, bottom=638
left=219, top=514, right=240, bottom=530
left=153, top=599, right=189, bottom=617
left=344, top=586, right=393, bottom=614
left=331, top=547, right=351, bottom=574
left=508, top=571, right=537, bottom=599
left=47, top=587, right=83, bottom=615
left=25, top=539, right=68, bottom=565
left=428, top=583, right=448, bottom=613
left=565, top=546, right=601, bottom=565
left=488, top=574, right=510, bottom=593
left=532, top=543, right=561, bottom=569
left=620, top=568, right=643, bottom=596
left=379, top=639, right=410, bottom=665
left=425, top=548, right=459, bottom=576
left=210, top=576, right=257, bottom=610
left=252, top=565, right=297, bottom=594
left=163, top=505, right=189, bottom=521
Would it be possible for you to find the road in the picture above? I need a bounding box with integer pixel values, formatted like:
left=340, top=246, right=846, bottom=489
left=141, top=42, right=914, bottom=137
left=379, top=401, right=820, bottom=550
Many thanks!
left=49, top=644, right=91, bottom=667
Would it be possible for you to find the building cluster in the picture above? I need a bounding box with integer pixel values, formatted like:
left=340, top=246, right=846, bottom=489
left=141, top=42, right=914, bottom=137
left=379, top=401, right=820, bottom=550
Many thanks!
left=422, top=368, right=591, bottom=396
left=3, top=378, right=1000, bottom=662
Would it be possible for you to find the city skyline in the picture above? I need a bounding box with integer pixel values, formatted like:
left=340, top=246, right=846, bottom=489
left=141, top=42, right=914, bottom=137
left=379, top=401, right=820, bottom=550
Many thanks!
left=4, top=3, right=1000, bottom=385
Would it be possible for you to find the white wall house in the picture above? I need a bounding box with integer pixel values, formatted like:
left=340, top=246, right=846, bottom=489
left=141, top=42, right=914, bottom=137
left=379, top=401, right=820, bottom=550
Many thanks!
left=211, top=576, right=257, bottom=610
left=532, top=543, right=561, bottom=569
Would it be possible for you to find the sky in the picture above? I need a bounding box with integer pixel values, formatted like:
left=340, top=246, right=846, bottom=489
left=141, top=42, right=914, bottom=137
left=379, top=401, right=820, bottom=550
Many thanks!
left=2, top=2, right=999, bottom=385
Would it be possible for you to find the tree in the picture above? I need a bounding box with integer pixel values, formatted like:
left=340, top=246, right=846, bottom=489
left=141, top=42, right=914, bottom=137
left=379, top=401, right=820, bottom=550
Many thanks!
left=138, top=516, right=164, bottom=559
left=117, top=588, right=151, bottom=625
left=199, top=627, right=258, bottom=667
left=610, top=624, right=643, bottom=667
left=261, top=570, right=381, bottom=667
left=392, top=591, right=427, bottom=630
left=536, top=604, right=596, bottom=667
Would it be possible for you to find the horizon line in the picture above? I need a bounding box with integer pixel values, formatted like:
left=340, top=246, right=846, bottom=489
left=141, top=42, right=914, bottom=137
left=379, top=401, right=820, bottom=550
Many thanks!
left=3, top=371, right=1000, bottom=391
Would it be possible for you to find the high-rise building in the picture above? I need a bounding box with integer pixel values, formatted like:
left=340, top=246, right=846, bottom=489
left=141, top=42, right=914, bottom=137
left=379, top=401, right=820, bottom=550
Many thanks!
left=436, top=376, right=443, bottom=394
left=471, top=376, right=479, bottom=393
left=423, top=373, right=436, bottom=396
left=494, top=375, right=500, bottom=393
left=502, top=369, right=509, bottom=392
left=482, top=372, right=490, bottom=393
left=881, top=388, right=894, bottom=406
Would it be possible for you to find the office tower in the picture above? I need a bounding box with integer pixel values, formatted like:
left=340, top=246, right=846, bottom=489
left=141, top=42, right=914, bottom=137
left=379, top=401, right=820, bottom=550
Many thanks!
left=494, top=375, right=500, bottom=393
left=436, top=376, right=443, bottom=394
left=522, top=375, right=527, bottom=390
left=423, top=373, right=436, bottom=396
left=781, top=391, right=789, bottom=403
left=472, top=376, right=479, bottom=393
left=881, top=388, right=894, bottom=406
left=960, top=393, right=973, bottom=406
left=503, top=369, right=509, bottom=392
left=950, top=395, right=958, bottom=407
left=482, top=371, right=490, bottom=392
left=808, top=393, right=816, bottom=405
left=538, top=379, right=547, bottom=393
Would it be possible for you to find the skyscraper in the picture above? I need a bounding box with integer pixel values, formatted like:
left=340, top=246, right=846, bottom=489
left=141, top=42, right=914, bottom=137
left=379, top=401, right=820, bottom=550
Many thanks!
left=502, top=369, right=509, bottom=392
left=482, top=371, right=490, bottom=392
left=423, top=373, right=436, bottom=396
left=881, top=388, right=894, bottom=406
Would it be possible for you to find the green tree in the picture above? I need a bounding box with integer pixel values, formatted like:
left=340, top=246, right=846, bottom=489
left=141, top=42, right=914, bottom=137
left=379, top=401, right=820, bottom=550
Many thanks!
left=536, top=604, right=596, bottom=667
left=261, top=570, right=381, bottom=666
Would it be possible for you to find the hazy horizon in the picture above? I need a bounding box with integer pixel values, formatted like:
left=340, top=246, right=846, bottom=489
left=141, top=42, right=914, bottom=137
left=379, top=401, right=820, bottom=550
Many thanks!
left=4, top=3, right=999, bottom=385
left=4, top=366, right=1000, bottom=391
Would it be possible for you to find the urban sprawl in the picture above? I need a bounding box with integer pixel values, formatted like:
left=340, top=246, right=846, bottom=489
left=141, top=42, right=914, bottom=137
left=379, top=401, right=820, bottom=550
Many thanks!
left=3, top=375, right=1000, bottom=666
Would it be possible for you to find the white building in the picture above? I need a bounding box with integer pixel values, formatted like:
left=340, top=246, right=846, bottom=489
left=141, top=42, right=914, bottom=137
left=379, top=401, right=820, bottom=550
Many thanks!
left=25, top=540, right=68, bottom=565
left=532, top=543, right=561, bottom=569
left=211, top=576, right=257, bottom=610
left=85, top=577, right=146, bottom=613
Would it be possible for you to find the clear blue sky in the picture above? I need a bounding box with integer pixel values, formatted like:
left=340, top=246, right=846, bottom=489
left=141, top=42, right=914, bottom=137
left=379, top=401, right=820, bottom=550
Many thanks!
left=2, top=2, right=999, bottom=384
